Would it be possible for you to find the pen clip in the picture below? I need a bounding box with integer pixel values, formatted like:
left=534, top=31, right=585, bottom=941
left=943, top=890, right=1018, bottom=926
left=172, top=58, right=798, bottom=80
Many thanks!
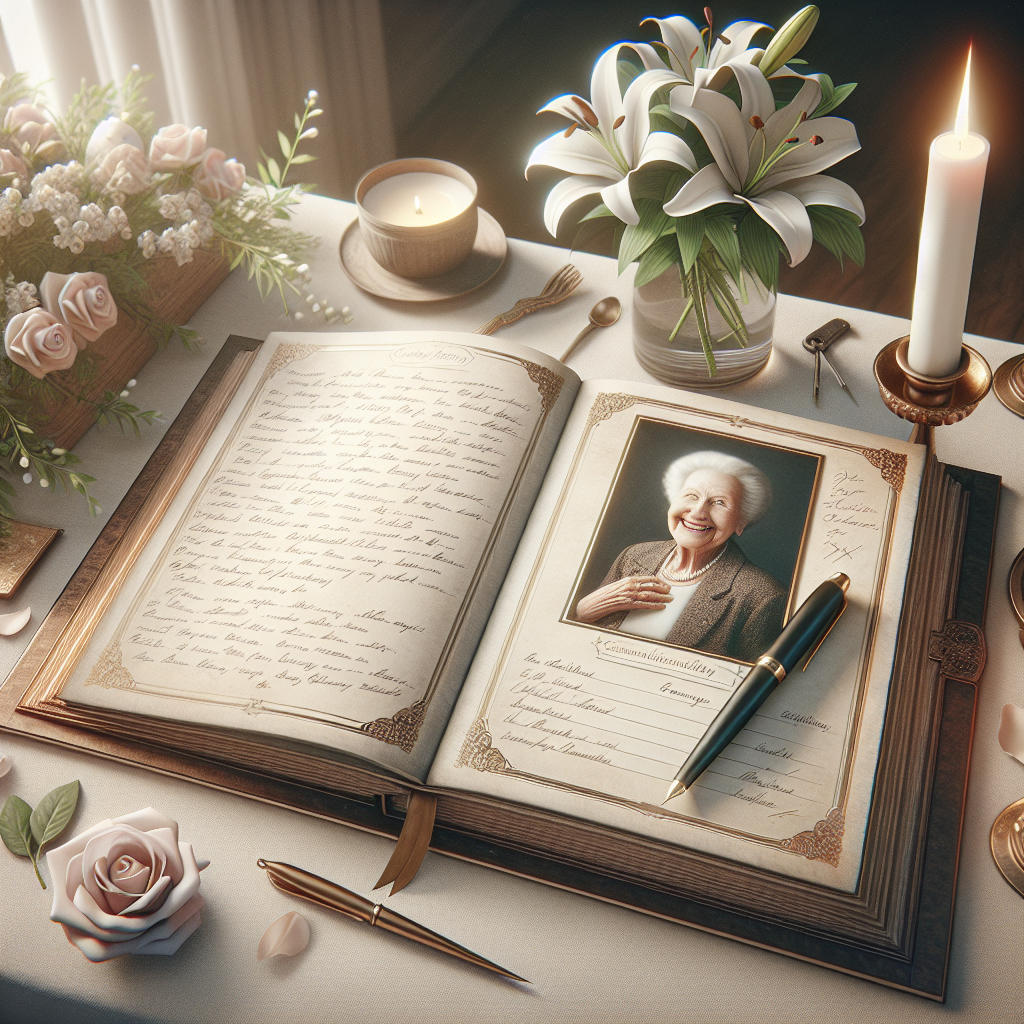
left=798, top=598, right=847, bottom=672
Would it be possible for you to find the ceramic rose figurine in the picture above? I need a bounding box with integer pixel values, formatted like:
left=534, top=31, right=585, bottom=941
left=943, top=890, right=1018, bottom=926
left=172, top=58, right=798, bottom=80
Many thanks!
left=46, top=807, right=209, bottom=961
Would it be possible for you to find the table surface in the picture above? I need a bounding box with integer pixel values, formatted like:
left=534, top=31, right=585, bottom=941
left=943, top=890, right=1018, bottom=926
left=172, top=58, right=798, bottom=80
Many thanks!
left=1, top=195, right=1020, bottom=1024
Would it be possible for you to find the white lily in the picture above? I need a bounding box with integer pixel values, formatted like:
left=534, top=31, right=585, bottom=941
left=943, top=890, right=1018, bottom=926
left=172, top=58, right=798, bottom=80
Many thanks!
left=527, top=43, right=697, bottom=235
left=634, top=16, right=772, bottom=86
left=662, top=72, right=863, bottom=265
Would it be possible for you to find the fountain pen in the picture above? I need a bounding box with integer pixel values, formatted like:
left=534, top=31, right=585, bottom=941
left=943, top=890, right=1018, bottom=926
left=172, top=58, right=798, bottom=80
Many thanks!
left=663, top=572, right=850, bottom=804
left=258, top=858, right=529, bottom=982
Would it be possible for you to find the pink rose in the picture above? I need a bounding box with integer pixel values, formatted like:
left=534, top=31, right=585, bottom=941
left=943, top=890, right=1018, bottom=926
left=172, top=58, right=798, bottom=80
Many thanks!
left=193, top=147, right=245, bottom=200
left=4, top=103, right=61, bottom=160
left=46, top=807, right=208, bottom=962
left=149, top=124, right=208, bottom=170
left=4, top=309, right=77, bottom=378
left=0, top=147, right=28, bottom=177
left=39, top=271, right=118, bottom=348
left=91, top=142, right=150, bottom=194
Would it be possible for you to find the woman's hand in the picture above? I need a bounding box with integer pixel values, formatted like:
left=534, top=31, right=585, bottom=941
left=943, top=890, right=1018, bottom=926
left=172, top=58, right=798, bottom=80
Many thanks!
left=575, top=576, right=671, bottom=623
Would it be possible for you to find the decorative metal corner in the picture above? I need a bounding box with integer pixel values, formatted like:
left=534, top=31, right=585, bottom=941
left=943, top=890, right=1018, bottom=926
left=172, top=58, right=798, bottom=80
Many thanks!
left=862, top=448, right=907, bottom=494
left=780, top=807, right=845, bottom=866
left=928, top=619, right=987, bottom=683
left=522, top=361, right=564, bottom=414
left=83, top=640, right=137, bottom=690
left=456, top=718, right=510, bottom=772
left=585, top=393, right=641, bottom=431
left=360, top=700, right=428, bottom=753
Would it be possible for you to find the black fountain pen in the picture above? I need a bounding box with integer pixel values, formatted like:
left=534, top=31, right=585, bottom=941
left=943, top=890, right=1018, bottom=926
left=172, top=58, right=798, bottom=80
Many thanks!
left=664, top=572, right=850, bottom=804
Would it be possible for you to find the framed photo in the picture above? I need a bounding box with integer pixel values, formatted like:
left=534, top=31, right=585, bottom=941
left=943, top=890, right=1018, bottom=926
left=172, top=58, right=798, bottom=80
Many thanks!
left=566, top=418, right=822, bottom=663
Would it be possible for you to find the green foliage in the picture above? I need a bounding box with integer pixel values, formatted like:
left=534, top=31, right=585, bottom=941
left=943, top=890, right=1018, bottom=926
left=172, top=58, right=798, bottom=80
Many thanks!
left=1, top=781, right=80, bottom=889
left=618, top=199, right=672, bottom=274
left=808, top=205, right=865, bottom=269
left=810, top=74, right=858, bottom=118
left=634, top=234, right=680, bottom=287
left=257, top=93, right=321, bottom=189
left=738, top=211, right=786, bottom=292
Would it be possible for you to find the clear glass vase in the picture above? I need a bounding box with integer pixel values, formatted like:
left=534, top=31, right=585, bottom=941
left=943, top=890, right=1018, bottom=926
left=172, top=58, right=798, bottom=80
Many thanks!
left=632, top=264, right=776, bottom=388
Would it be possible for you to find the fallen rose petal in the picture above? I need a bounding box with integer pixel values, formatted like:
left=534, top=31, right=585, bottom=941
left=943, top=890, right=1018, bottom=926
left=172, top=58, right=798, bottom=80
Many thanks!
left=257, top=911, right=310, bottom=961
left=0, top=607, right=31, bottom=636
left=998, top=703, right=1024, bottom=766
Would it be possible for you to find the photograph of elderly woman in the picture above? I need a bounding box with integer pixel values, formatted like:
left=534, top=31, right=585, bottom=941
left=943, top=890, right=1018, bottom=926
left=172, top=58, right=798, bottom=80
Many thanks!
left=569, top=420, right=821, bottom=663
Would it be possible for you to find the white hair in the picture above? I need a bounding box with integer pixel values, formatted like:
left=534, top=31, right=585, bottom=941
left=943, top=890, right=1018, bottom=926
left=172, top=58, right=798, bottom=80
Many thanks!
left=662, top=450, right=772, bottom=527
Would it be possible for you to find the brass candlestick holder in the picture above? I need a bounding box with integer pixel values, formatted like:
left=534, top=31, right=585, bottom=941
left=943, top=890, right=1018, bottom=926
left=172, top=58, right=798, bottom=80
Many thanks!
left=873, top=337, right=992, bottom=454
left=993, top=351, right=1024, bottom=419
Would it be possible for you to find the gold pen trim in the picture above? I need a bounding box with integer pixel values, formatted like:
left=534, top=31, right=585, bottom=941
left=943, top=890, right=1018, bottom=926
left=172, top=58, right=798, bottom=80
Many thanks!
left=756, top=655, right=787, bottom=682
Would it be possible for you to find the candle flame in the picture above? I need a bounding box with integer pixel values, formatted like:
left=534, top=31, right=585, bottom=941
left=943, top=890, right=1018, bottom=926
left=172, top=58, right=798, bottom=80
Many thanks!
left=414, top=195, right=423, bottom=215
left=955, top=45, right=971, bottom=141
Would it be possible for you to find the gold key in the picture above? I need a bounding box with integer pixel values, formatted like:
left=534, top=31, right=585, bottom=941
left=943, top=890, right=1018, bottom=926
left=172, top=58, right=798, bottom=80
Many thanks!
left=802, top=318, right=853, bottom=403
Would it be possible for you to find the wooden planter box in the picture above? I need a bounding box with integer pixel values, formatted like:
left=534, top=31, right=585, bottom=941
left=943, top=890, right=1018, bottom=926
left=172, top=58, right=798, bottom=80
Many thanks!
left=27, top=249, right=232, bottom=451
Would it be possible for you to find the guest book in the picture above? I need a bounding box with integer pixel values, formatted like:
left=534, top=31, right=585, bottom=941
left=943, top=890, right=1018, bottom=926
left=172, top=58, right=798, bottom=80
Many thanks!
left=1, top=333, right=998, bottom=999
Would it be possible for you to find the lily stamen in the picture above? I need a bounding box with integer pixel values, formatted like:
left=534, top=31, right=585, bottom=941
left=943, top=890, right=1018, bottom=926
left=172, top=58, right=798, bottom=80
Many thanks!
left=749, top=115, right=764, bottom=130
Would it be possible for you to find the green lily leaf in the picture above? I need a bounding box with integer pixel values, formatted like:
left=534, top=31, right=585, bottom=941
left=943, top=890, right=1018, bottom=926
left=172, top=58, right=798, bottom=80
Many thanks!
left=634, top=235, right=680, bottom=288
left=704, top=216, right=743, bottom=288
left=813, top=82, right=857, bottom=118
left=0, top=795, right=33, bottom=858
left=808, top=206, right=865, bottom=269
left=579, top=202, right=616, bottom=223
left=618, top=199, right=672, bottom=274
left=675, top=212, right=705, bottom=274
left=29, top=780, right=80, bottom=850
left=738, top=213, right=784, bottom=293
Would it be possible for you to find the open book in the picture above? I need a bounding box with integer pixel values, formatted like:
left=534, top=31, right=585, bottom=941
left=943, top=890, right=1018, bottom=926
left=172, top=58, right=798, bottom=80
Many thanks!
left=8, top=331, right=991, bottom=997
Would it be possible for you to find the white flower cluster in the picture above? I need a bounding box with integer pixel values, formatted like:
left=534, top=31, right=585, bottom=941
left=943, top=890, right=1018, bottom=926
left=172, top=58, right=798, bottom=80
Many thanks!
left=4, top=279, right=39, bottom=315
left=0, top=187, right=34, bottom=236
left=31, top=161, right=87, bottom=195
left=137, top=188, right=214, bottom=266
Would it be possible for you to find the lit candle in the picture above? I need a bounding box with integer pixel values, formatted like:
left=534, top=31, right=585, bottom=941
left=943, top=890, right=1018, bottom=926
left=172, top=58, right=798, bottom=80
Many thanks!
left=907, top=48, right=990, bottom=377
left=361, top=172, right=474, bottom=227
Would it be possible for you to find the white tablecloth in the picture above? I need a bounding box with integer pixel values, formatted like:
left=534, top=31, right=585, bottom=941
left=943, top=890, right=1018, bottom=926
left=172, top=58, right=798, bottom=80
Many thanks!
left=1, top=195, right=1020, bottom=1023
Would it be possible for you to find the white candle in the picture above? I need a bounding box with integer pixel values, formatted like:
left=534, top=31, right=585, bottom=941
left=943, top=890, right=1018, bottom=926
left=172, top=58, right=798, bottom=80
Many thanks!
left=907, top=48, right=990, bottom=378
left=361, top=172, right=474, bottom=226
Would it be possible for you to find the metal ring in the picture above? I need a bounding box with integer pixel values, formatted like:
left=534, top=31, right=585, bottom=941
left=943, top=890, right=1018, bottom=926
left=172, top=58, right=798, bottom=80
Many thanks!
left=757, top=655, right=786, bottom=682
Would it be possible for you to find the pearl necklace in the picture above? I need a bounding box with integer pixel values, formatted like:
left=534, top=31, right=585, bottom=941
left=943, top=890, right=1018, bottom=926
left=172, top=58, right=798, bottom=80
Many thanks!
left=658, top=545, right=726, bottom=584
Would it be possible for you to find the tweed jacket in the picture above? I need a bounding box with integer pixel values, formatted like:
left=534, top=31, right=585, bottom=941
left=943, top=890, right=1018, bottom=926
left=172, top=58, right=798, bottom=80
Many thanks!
left=585, top=538, right=786, bottom=663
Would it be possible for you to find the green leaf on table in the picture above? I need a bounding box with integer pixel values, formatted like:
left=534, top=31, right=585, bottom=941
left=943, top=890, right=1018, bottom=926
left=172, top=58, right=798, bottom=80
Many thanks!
left=634, top=234, right=680, bottom=288
left=29, top=780, right=80, bottom=850
left=0, top=795, right=34, bottom=858
left=618, top=199, right=672, bottom=274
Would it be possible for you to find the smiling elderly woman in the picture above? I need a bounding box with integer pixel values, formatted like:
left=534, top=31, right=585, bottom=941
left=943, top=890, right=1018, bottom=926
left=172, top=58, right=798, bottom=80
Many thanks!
left=574, top=450, right=786, bottom=662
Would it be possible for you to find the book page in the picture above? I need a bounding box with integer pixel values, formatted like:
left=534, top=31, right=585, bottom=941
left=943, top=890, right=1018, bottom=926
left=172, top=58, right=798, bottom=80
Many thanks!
left=430, top=381, right=924, bottom=891
left=59, top=333, right=578, bottom=781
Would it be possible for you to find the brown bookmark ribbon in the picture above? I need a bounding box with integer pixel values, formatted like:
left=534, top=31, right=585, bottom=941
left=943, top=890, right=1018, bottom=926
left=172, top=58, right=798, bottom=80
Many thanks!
left=374, top=790, right=438, bottom=894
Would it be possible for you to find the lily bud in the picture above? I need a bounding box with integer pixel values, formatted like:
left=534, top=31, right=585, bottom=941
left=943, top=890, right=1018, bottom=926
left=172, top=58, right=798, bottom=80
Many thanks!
left=749, top=115, right=765, bottom=130
left=757, top=5, right=819, bottom=78
left=612, top=115, right=625, bottom=130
